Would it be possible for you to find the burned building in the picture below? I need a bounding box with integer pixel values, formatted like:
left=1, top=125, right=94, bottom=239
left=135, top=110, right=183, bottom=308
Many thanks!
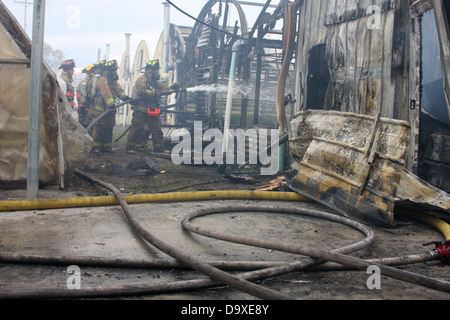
left=291, top=0, right=450, bottom=192
left=123, top=0, right=449, bottom=197
left=159, top=0, right=449, bottom=194
left=150, top=0, right=294, bottom=129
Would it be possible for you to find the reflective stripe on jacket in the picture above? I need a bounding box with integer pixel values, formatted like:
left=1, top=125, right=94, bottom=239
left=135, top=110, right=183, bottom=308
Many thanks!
left=133, top=72, right=167, bottom=114
left=90, top=75, right=127, bottom=113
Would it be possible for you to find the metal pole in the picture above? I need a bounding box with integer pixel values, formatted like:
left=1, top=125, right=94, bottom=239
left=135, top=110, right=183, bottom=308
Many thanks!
left=236, top=1, right=277, bottom=8
left=105, top=43, right=110, bottom=60
left=222, top=39, right=244, bottom=155
left=125, top=33, right=131, bottom=80
left=124, top=33, right=132, bottom=127
left=254, top=25, right=264, bottom=125
left=169, top=61, right=179, bottom=125
left=27, top=0, right=46, bottom=200
left=162, top=2, right=170, bottom=74
left=14, top=0, right=33, bottom=33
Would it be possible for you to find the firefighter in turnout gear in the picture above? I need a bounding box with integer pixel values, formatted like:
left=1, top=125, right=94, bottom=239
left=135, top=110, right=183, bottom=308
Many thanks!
left=88, top=59, right=131, bottom=154
left=76, top=63, right=95, bottom=128
left=59, top=59, right=76, bottom=110
left=126, top=60, right=176, bottom=154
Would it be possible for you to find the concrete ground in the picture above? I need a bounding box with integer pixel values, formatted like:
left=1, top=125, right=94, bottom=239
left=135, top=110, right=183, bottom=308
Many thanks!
left=0, top=191, right=449, bottom=302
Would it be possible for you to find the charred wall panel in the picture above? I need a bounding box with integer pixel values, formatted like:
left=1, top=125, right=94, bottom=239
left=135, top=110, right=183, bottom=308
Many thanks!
left=295, top=0, right=450, bottom=189
left=408, top=14, right=422, bottom=175
left=296, top=0, right=398, bottom=118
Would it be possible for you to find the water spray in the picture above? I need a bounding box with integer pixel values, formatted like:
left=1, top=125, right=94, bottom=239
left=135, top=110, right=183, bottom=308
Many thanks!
left=186, top=84, right=251, bottom=97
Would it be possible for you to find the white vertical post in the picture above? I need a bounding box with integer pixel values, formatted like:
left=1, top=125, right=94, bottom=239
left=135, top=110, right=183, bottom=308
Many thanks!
left=27, top=0, right=46, bottom=200
left=105, top=43, right=110, bottom=60
left=124, top=33, right=132, bottom=127
left=222, top=40, right=244, bottom=155
left=162, top=2, right=170, bottom=74
left=14, top=0, right=33, bottom=33
left=125, top=33, right=131, bottom=80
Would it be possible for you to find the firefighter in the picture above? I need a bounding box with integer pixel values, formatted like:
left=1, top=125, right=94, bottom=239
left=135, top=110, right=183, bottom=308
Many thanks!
left=88, top=59, right=131, bottom=154
left=86, top=59, right=106, bottom=123
left=126, top=59, right=176, bottom=154
left=59, top=59, right=76, bottom=110
left=76, top=63, right=95, bottom=128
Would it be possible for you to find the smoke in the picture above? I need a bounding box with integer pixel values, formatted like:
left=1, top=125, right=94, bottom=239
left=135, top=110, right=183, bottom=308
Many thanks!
left=186, top=84, right=252, bottom=97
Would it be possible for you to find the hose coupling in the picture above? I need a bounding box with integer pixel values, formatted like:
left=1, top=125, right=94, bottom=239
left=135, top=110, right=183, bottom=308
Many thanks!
left=424, top=241, right=450, bottom=264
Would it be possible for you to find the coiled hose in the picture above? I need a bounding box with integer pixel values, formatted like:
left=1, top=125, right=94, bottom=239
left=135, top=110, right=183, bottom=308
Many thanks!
left=0, top=169, right=449, bottom=298
left=182, top=206, right=450, bottom=294
left=0, top=170, right=376, bottom=300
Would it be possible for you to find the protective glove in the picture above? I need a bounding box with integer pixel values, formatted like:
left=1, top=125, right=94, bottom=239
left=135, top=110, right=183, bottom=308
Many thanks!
left=143, top=89, right=155, bottom=97
left=169, top=83, right=180, bottom=91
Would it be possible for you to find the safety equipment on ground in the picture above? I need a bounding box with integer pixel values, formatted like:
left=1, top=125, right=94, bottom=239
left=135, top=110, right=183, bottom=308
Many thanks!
left=145, top=60, right=160, bottom=70
left=59, top=59, right=76, bottom=70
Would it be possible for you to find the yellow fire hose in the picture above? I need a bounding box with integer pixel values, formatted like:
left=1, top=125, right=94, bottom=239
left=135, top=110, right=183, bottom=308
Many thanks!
left=0, top=169, right=449, bottom=298
left=397, top=210, right=450, bottom=241
left=1, top=188, right=449, bottom=242
left=0, top=190, right=307, bottom=212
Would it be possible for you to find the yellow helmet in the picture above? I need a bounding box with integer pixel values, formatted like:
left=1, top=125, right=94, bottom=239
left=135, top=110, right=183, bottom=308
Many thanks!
left=93, top=60, right=106, bottom=69
left=82, top=64, right=95, bottom=73
left=104, top=60, right=119, bottom=70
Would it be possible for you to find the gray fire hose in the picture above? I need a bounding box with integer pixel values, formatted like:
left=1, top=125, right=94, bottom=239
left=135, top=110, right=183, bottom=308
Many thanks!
left=85, top=98, right=142, bottom=132
left=86, top=88, right=187, bottom=132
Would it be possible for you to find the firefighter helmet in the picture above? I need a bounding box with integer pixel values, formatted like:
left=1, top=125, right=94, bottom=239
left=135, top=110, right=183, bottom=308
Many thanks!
left=145, top=59, right=160, bottom=70
left=104, top=60, right=119, bottom=70
left=82, top=64, right=95, bottom=73
left=92, top=60, right=106, bottom=70
left=59, top=59, right=76, bottom=70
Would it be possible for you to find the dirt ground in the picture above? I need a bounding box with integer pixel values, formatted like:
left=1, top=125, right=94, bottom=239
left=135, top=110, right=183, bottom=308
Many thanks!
left=0, top=128, right=449, bottom=304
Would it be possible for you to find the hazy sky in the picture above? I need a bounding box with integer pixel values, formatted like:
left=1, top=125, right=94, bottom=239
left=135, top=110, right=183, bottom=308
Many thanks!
left=2, top=0, right=274, bottom=68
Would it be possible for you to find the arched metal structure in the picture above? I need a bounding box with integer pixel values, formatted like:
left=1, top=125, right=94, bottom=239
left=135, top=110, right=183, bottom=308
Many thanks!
left=163, top=0, right=292, bottom=131
left=178, top=0, right=250, bottom=128
left=191, top=0, right=249, bottom=40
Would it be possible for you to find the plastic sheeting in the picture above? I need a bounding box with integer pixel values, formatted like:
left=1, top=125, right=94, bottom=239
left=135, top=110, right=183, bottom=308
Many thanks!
left=0, top=3, right=92, bottom=186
